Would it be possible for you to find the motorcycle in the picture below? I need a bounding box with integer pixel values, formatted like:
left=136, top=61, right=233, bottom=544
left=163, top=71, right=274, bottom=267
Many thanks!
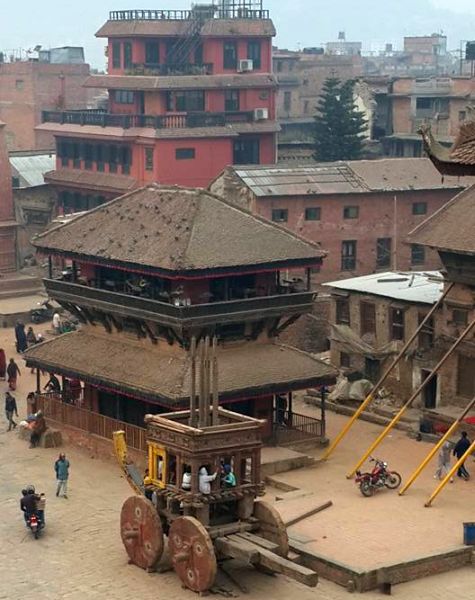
left=30, top=299, right=55, bottom=324
left=27, top=513, right=42, bottom=539
left=355, top=457, right=402, bottom=497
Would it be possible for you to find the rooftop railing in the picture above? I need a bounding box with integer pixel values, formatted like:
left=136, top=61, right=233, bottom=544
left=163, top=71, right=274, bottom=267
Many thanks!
left=127, top=62, right=214, bottom=76
left=109, top=8, right=270, bottom=20
left=42, top=109, right=255, bottom=129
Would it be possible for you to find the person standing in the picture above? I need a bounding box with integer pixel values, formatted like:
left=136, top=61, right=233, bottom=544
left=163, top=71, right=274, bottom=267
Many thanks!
left=434, top=441, right=453, bottom=482
left=52, top=313, right=61, bottom=335
left=5, top=392, right=18, bottom=431
left=453, top=431, right=471, bottom=480
left=7, top=358, right=21, bottom=391
left=55, top=453, right=70, bottom=498
left=26, top=326, right=37, bottom=346
left=0, top=348, right=6, bottom=380
left=15, top=322, right=28, bottom=353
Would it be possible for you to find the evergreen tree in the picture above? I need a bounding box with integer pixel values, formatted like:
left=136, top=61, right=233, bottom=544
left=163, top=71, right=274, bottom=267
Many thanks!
left=313, top=77, right=367, bottom=162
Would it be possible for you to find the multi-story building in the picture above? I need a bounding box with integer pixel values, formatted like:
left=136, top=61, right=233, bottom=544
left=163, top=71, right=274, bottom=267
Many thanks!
left=384, top=76, right=475, bottom=157
left=37, top=1, right=279, bottom=213
left=0, top=47, right=92, bottom=151
left=211, top=158, right=471, bottom=283
left=25, top=184, right=335, bottom=451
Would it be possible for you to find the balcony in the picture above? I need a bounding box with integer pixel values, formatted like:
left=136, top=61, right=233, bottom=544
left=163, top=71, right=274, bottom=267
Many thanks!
left=108, top=8, right=270, bottom=21
left=42, top=109, right=255, bottom=130
left=44, top=279, right=315, bottom=328
left=127, top=62, right=214, bottom=76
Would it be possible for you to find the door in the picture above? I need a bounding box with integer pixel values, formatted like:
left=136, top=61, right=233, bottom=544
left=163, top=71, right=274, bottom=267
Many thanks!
left=422, top=370, right=437, bottom=409
left=365, top=358, right=380, bottom=383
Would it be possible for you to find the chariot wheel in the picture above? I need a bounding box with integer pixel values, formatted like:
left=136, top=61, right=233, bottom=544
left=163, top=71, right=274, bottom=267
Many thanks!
left=120, top=496, right=164, bottom=570
left=168, top=516, right=217, bottom=593
left=253, top=500, right=289, bottom=557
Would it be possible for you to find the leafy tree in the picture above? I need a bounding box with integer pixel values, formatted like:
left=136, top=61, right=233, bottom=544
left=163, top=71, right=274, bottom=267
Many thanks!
left=313, top=77, right=367, bottom=162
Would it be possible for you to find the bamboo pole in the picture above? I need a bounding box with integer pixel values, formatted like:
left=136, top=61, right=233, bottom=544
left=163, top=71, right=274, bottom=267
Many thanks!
left=322, top=282, right=454, bottom=461
left=212, top=336, right=219, bottom=426
left=347, top=317, right=475, bottom=479
left=190, top=336, right=197, bottom=428
left=425, top=439, right=475, bottom=507
left=399, top=394, right=475, bottom=495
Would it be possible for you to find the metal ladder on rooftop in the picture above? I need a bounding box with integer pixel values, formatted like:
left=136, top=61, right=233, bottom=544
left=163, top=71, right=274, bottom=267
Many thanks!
left=168, top=9, right=209, bottom=68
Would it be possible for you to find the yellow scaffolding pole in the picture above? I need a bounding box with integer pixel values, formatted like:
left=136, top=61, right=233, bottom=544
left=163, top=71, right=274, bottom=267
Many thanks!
left=399, top=395, right=475, bottom=495
left=346, top=317, right=475, bottom=479
left=425, top=439, right=475, bottom=507
left=322, top=282, right=454, bottom=461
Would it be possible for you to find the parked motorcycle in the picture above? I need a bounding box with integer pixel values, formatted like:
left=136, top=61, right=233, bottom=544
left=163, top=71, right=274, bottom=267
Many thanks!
left=30, top=299, right=55, bottom=324
left=355, top=457, right=402, bottom=497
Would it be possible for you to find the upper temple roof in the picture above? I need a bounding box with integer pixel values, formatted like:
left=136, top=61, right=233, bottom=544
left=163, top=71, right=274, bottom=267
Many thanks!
left=33, top=184, right=324, bottom=273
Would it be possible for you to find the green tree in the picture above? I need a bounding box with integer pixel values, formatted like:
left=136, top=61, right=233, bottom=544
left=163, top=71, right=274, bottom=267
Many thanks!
left=313, top=77, right=367, bottom=162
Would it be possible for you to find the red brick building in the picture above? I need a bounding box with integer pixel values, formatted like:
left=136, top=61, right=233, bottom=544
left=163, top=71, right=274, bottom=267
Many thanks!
left=37, top=2, right=279, bottom=213
left=0, top=53, right=91, bottom=152
left=0, top=121, right=17, bottom=271
left=211, top=158, right=472, bottom=283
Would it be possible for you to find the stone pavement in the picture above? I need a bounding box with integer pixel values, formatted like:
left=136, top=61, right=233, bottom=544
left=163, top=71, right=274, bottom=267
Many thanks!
left=1, top=326, right=475, bottom=599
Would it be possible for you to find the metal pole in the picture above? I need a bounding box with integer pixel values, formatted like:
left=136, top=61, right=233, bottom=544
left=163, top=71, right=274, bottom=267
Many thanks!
left=212, top=336, right=219, bottom=426
left=322, top=282, right=454, bottom=460
left=190, top=336, right=197, bottom=427
left=399, top=395, right=475, bottom=495
left=425, top=439, right=475, bottom=507
left=347, top=317, right=475, bottom=478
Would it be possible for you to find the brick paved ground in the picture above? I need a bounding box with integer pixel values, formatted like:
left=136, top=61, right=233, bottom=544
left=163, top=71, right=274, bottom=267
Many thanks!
left=1, top=326, right=475, bottom=599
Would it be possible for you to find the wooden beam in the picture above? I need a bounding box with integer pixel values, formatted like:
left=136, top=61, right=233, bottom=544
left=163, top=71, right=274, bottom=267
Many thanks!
left=215, top=537, right=259, bottom=564
left=234, top=532, right=279, bottom=552
left=190, top=336, right=197, bottom=428
left=284, top=501, right=333, bottom=528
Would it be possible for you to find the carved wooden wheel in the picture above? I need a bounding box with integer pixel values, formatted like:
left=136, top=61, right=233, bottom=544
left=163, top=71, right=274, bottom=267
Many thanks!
left=253, top=500, right=289, bottom=557
left=120, top=496, right=164, bottom=570
left=168, top=516, right=217, bottom=593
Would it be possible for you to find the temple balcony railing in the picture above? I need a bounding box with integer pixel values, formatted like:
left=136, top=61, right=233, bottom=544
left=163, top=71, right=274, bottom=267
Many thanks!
left=126, top=62, right=214, bottom=76
left=43, top=279, right=315, bottom=328
left=108, top=8, right=270, bottom=21
left=42, top=109, right=255, bottom=129
left=272, top=409, right=325, bottom=446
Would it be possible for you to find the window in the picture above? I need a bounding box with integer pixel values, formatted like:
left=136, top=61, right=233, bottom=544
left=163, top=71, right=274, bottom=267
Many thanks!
left=457, top=355, right=475, bottom=398
left=453, top=309, right=468, bottom=327
left=283, top=91, right=291, bottom=112
left=114, top=90, right=134, bottom=104
left=336, top=297, right=350, bottom=325
left=416, top=97, right=432, bottom=110
left=360, top=302, right=376, bottom=336
left=247, top=40, right=261, bottom=69
left=305, top=207, right=321, bottom=221
left=145, top=147, right=154, bottom=171
left=225, top=90, right=240, bottom=112
left=459, top=110, right=466, bottom=122
left=84, top=143, right=93, bottom=169
left=272, top=209, right=288, bottom=223
left=412, top=202, right=427, bottom=215
left=418, top=314, right=434, bottom=349
left=109, top=145, right=118, bottom=172
left=390, top=307, right=405, bottom=341
left=123, top=41, right=132, bottom=69
left=12, top=176, right=20, bottom=188
left=343, top=206, right=359, bottom=219
left=145, top=41, right=159, bottom=65
left=119, top=146, right=132, bottom=174
left=341, top=240, right=357, bottom=271
left=276, top=61, right=283, bottom=72
left=376, top=238, right=392, bottom=268
left=112, top=42, right=121, bottom=69
left=167, top=91, right=205, bottom=112
left=15, top=79, right=24, bottom=90
left=304, top=100, right=309, bottom=114
left=411, top=244, right=425, bottom=265
left=340, top=352, right=351, bottom=368
left=223, top=41, right=237, bottom=69
left=176, top=148, right=195, bottom=160
left=233, top=139, right=260, bottom=165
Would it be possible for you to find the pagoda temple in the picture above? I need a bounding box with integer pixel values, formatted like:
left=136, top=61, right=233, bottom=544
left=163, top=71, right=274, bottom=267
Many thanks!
left=25, top=185, right=336, bottom=448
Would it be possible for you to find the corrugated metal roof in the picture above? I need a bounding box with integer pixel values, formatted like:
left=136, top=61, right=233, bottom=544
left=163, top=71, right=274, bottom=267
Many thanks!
left=233, top=158, right=471, bottom=197
left=323, top=271, right=443, bottom=305
left=10, top=154, right=55, bottom=188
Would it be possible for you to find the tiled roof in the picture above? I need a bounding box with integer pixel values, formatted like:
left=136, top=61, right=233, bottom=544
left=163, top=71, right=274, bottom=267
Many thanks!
left=43, top=169, right=138, bottom=193
left=24, top=330, right=336, bottom=406
left=407, top=184, right=475, bottom=255
left=96, top=18, right=275, bottom=38
left=420, top=121, right=475, bottom=175
left=83, top=73, right=277, bottom=91
left=228, top=158, right=469, bottom=198
left=33, top=184, right=324, bottom=272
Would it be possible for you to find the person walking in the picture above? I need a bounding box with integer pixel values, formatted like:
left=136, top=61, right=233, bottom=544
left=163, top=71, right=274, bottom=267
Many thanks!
left=7, top=358, right=21, bottom=391
left=15, top=322, right=28, bottom=353
left=434, top=441, right=453, bottom=482
left=0, top=348, right=6, bottom=380
left=453, top=431, right=471, bottom=480
left=55, top=453, right=70, bottom=498
left=5, top=391, right=18, bottom=431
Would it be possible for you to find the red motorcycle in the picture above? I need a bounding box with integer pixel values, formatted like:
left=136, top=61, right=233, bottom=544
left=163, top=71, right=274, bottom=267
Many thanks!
left=355, top=457, right=402, bottom=497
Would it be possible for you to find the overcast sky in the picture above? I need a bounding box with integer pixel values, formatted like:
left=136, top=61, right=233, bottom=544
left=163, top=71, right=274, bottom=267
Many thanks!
left=1, top=0, right=474, bottom=67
